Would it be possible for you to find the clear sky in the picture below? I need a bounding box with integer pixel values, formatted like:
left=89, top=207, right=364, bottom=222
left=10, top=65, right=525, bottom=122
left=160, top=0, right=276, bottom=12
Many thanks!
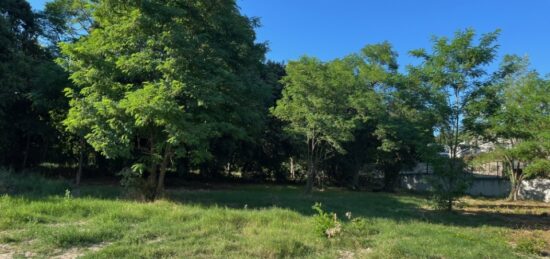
left=29, top=0, right=550, bottom=74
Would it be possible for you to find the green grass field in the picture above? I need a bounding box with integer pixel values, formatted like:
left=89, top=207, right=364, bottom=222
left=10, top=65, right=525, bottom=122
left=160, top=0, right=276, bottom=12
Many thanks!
left=1, top=174, right=549, bottom=258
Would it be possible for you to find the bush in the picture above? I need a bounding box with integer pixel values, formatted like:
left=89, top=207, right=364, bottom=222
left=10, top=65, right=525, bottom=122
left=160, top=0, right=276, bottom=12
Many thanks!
left=117, top=164, right=155, bottom=200
left=311, top=203, right=341, bottom=238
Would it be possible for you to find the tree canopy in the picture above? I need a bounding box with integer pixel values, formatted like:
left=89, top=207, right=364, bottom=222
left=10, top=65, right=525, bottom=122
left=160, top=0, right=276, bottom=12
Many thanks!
left=60, top=0, right=269, bottom=199
left=0, top=1, right=547, bottom=204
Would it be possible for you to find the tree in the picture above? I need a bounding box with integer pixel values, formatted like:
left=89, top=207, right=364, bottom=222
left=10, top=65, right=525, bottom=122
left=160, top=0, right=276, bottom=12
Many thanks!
left=38, top=0, right=97, bottom=187
left=473, top=70, right=550, bottom=200
left=237, top=61, right=296, bottom=182
left=272, top=56, right=365, bottom=193
left=60, top=0, right=269, bottom=200
left=411, top=29, right=500, bottom=210
left=373, top=73, right=440, bottom=191
left=40, top=0, right=95, bottom=57
left=340, top=42, right=437, bottom=192
left=0, top=0, right=68, bottom=169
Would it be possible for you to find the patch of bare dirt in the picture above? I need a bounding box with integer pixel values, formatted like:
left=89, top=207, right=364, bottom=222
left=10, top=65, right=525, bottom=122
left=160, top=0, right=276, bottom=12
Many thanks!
left=0, top=243, right=15, bottom=259
left=52, top=242, right=111, bottom=259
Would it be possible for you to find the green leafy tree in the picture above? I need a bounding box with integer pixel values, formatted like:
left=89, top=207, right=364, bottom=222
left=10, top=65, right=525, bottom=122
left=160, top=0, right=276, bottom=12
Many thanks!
left=322, top=43, right=398, bottom=190
left=60, top=0, right=268, bottom=200
left=272, top=56, right=365, bottom=193
left=411, top=29, right=500, bottom=210
left=373, top=73, right=440, bottom=191
left=40, top=0, right=95, bottom=56
left=0, top=0, right=68, bottom=169
left=474, top=71, right=549, bottom=200
left=39, top=0, right=96, bottom=186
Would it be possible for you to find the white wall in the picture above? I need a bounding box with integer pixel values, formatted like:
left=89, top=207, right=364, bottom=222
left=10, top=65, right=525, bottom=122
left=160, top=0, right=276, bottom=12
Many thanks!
left=400, top=175, right=550, bottom=202
left=520, top=178, right=550, bottom=203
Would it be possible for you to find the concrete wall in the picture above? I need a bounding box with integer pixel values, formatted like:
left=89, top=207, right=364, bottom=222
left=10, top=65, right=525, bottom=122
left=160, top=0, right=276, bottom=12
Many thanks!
left=520, top=178, right=550, bottom=203
left=467, top=178, right=510, bottom=197
left=400, top=174, right=550, bottom=202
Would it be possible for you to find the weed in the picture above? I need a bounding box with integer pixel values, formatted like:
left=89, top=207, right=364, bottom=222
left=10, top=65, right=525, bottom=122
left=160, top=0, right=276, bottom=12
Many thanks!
left=311, top=202, right=341, bottom=238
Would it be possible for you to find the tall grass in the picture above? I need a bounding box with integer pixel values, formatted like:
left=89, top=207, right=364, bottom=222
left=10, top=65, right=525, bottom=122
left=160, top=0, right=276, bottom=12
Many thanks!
left=0, top=168, right=70, bottom=197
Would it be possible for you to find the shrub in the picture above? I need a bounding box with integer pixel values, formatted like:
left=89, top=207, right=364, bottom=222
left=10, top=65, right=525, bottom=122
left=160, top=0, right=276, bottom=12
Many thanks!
left=117, top=164, right=154, bottom=200
left=311, top=203, right=341, bottom=238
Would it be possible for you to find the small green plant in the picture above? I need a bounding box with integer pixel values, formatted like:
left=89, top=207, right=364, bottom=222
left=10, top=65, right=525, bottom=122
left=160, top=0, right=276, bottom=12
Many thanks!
left=311, top=202, right=341, bottom=238
left=117, top=164, right=153, bottom=200
left=64, top=189, right=72, bottom=200
left=427, top=157, right=472, bottom=211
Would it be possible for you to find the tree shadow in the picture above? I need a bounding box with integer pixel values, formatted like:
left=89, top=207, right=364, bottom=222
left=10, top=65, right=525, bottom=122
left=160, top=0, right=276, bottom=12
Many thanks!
left=3, top=180, right=548, bottom=231
left=165, top=184, right=550, bottom=231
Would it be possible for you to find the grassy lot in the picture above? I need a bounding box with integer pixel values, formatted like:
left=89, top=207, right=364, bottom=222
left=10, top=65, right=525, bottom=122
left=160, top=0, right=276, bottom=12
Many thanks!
left=0, top=175, right=549, bottom=258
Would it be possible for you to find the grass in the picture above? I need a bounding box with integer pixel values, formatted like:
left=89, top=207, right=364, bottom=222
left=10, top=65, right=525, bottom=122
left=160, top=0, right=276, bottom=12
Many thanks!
left=0, top=173, right=549, bottom=258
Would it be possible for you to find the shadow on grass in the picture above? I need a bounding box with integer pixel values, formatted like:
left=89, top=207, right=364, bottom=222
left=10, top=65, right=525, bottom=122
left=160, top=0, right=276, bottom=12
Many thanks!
left=3, top=174, right=549, bottom=231
left=165, top=184, right=550, bottom=231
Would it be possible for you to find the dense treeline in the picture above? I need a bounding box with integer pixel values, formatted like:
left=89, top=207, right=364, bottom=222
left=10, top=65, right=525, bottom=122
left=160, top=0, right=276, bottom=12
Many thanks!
left=1, top=0, right=548, bottom=207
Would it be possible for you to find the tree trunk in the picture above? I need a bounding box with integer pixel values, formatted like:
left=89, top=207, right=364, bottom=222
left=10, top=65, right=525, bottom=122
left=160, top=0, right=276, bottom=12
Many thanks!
left=76, top=149, right=83, bottom=186
left=289, top=157, right=295, bottom=180
left=508, top=167, right=523, bottom=201
left=22, top=135, right=31, bottom=169
left=509, top=178, right=520, bottom=201
left=75, top=138, right=84, bottom=187
left=352, top=169, right=360, bottom=190
left=305, top=162, right=315, bottom=194
left=156, top=146, right=172, bottom=196
left=305, top=137, right=317, bottom=194
left=145, top=165, right=158, bottom=201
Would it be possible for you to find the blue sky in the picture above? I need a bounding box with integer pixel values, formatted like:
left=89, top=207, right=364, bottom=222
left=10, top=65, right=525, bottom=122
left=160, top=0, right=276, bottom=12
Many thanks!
left=29, top=0, right=550, bottom=74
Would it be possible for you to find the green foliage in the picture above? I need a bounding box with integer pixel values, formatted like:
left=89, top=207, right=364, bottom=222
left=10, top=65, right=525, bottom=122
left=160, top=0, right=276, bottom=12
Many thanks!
left=42, top=0, right=95, bottom=45
left=272, top=56, right=365, bottom=191
left=0, top=0, right=69, bottom=168
left=272, top=56, right=361, bottom=152
left=471, top=67, right=549, bottom=200
left=411, top=29, right=500, bottom=209
left=410, top=28, right=499, bottom=158
left=272, top=43, right=413, bottom=192
left=372, top=72, right=440, bottom=190
left=116, top=165, right=146, bottom=198
left=1, top=0, right=548, bottom=210
left=64, top=189, right=72, bottom=200
left=311, top=202, right=341, bottom=238
left=59, top=0, right=269, bottom=197
left=523, top=159, right=550, bottom=178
